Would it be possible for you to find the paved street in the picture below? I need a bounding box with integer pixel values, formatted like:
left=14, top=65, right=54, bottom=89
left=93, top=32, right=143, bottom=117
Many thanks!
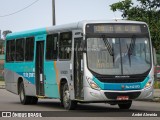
left=0, top=89, right=160, bottom=120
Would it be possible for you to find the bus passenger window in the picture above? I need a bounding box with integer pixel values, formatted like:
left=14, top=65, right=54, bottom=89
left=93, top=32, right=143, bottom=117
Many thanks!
left=46, top=34, right=58, bottom=60
left=25, top=37, right=34, bottom=61
left=59, top=32, right=72, bottom=60
left=6, top=40, right=15, bottom=62
left=16, top=38, right=25, bottom=61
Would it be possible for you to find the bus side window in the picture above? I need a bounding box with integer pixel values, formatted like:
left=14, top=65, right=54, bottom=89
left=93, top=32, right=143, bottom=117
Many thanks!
left=46, top=34, right=58, bottom=60
left=6, top=40, right=15, bottom=62
left=16, top=38, right=25, bottom=61
left=25, top=37, right=34, bottom=61
left=59, top=32, right=72, bottom=60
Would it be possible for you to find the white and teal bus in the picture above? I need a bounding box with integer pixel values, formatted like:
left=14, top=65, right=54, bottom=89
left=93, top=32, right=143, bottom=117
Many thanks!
left=4, top=20, right=154, bottom=110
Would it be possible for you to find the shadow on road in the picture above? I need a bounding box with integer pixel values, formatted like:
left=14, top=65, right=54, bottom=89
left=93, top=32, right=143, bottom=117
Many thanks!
left=33, top=100, right=147, bottom=112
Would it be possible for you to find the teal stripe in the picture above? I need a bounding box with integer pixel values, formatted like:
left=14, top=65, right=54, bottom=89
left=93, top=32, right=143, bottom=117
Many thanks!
left=6, top=28, right=47, bottom=40
left=93, top=76, right=150, bottom=91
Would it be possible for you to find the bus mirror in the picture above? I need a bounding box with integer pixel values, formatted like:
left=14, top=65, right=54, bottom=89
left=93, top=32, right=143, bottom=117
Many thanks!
left=153, top=47, right=157, bottom=65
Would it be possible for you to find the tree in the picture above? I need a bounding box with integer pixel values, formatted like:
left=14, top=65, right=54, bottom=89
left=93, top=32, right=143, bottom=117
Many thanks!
left=110, top=0, right=160, bottom=53
left=2, top=30, right=12, bottom=39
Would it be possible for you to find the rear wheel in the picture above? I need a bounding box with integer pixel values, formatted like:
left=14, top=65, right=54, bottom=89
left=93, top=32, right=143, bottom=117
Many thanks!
left=19, top=82, right=31, bottom=105
left=30, top=96, right=38, bottom=104
left=118, top=101, right=132, bottom=109
left=62, top=83, right=77, bottom=110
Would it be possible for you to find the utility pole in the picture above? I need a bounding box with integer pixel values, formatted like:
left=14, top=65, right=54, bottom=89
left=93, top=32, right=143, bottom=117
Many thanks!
left=52, top=0, right=56, bottom=26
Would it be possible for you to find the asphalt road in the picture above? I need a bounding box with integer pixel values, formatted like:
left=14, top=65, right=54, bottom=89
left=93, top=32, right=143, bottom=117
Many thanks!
left=0, top=89, right=160, bottom=120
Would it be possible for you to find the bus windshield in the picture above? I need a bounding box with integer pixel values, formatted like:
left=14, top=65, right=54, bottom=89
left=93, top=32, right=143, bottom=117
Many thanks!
left=87, top=37, right=151, bottom=75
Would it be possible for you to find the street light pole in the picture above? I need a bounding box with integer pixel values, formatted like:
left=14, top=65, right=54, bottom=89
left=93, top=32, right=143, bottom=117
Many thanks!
left=52, top=0, right=56, bottom=26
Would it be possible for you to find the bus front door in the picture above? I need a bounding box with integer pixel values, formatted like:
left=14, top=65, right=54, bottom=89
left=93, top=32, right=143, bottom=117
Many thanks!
left=74, top=38, right=84, bottom=99
left=35, top=41, right=45, bottom=96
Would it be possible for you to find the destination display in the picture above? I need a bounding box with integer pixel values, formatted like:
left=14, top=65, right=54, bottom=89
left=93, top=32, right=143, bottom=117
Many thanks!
left=86, top=24, right=148, bottom=34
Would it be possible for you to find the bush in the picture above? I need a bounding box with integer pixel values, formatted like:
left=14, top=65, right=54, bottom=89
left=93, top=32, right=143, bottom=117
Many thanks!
left=0, top=76, right=4, bottom=81
left=157, top=54, right=160, bottom=65
left=154, top=81, right=160, bottom=89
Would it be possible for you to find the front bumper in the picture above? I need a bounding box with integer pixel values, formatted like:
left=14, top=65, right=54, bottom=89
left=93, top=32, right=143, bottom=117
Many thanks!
left=83, top=86, right=153, bottom=102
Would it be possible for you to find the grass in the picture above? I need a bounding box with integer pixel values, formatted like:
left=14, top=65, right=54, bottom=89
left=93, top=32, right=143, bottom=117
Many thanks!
left=0, top=77, right=4, bottom=81
left=154, top=80, right=160, bottom=89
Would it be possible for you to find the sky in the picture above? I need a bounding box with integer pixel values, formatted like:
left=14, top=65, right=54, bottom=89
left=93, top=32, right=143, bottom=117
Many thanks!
left=0, top=0, right=137, bottom=35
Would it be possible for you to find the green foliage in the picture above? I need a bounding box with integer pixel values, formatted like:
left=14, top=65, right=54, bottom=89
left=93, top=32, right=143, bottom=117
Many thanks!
left=157, top=54, right=160, bottom=65
left=110, top=0, right=160, bottom=51
left=154, top=81, right=160, bottom=89
left=0, top=76, right=4, bottom=81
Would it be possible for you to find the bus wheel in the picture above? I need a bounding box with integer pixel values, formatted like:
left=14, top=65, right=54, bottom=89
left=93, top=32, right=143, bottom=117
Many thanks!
left=118, top=101, right=132, bottom=109
left=62, top=83, right=77, bottom=110
left=19, top=82, right=30, bottom=105
left=30, top=96, right=38, bottom=104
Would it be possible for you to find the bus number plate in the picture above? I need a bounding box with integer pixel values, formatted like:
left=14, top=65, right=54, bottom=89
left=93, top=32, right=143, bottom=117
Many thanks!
left=117, top=96, right=129, bottom=100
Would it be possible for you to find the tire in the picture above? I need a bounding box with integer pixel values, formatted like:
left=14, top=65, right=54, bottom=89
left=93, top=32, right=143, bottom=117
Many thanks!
left=19, top=82, right=31, bottom=105
left=118, top=101, right=132, bottom=109
left=30, top=96, right=38, bottom=104
left=62, top=83, right=77, bottom=110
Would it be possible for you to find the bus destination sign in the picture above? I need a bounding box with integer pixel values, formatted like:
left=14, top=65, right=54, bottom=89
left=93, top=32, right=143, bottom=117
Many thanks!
left=94, top=24, right=141, bottom=33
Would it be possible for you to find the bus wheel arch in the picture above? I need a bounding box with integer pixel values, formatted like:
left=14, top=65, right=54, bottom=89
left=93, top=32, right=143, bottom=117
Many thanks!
left=59, top=78, right=77, bottom=110
left=19, top=80, right=30, bottom=105
left=18, top=78, right=38, bottom=105
left=59, top=78, right=67, bottom=105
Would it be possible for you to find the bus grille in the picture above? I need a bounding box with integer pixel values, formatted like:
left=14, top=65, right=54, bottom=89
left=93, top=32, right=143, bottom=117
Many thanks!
left=104, top=92, right=141, bottom=99
left=96, top=77, right=146, bottom=83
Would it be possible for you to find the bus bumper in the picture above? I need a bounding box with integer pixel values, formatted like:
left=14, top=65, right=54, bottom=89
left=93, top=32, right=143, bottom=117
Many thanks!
left=83, top=86, right=153, bottom=102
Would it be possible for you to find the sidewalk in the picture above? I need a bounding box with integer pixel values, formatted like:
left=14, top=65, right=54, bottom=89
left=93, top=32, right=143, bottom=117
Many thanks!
left=153, top=89, right=160, bottom=102
left=154, top=89, right=160, bottom=97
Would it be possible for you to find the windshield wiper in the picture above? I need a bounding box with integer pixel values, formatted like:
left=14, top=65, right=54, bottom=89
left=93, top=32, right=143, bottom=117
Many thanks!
left=102, top=37, right=115, bottom=66
left=128, top=36, right=136, bottom=66
left=102, top=38, right=114, bottom=56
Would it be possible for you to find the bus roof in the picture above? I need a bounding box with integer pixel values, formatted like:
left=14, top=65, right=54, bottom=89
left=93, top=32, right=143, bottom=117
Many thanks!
left=6, top=20, right=147, bottom=40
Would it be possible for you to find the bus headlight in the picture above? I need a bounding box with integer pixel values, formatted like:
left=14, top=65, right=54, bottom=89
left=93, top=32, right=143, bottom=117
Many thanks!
left=145, top=81, right=152, bottom=88
left=86, top=77, right=101, bottom=90
left=145, top=76, right=154, bottom=89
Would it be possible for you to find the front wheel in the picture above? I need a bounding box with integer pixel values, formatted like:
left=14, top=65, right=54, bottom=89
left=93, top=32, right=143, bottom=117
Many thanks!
left=62, top=83, right=77, bottom=110
left=118, top=101, right=132, bottom=109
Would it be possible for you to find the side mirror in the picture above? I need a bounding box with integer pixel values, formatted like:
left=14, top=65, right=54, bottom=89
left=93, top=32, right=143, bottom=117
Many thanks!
left=153, top=48, right=157, bottom=66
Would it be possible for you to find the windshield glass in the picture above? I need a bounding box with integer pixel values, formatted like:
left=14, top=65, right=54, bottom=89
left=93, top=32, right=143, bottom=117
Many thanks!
left=87, top=37, right=151, bottom=75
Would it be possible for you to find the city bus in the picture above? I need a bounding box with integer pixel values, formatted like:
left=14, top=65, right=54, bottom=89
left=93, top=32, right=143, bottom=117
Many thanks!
left=4, top=20, right=154, bottom=110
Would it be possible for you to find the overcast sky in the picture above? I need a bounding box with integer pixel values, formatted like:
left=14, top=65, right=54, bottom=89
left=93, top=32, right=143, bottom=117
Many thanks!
left=0, top=0, right=137, bottom=33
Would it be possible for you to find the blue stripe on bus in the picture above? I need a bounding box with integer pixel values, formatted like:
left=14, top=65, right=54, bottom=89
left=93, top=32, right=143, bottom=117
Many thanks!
left=6, top=28, right=47, bottom=40
left=17, top=72, right=35, bottom=84
left=93, top=76, right=149, bottom=90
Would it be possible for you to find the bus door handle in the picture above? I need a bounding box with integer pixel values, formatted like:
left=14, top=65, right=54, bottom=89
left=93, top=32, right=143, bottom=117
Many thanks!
left=40, top=74, right=43, bottom=82
left=40, top=74, right=46, bottom=81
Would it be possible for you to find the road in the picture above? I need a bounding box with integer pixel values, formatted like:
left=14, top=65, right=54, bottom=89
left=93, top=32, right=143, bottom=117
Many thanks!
left=0, top=89, right=160, bottom=120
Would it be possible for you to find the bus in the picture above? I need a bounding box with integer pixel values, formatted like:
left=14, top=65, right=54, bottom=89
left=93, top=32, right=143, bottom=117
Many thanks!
left=4, top=20, right=154, bottom=110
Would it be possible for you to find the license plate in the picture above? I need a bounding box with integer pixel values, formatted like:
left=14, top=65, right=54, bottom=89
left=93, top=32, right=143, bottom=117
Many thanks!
left=117, top=96, right=129, bottom=100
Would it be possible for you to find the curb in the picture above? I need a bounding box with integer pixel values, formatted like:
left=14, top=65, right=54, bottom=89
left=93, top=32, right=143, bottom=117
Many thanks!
left=0, top=85, right=5, bottom=89
left=152, top=97, right=160, bottom=102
